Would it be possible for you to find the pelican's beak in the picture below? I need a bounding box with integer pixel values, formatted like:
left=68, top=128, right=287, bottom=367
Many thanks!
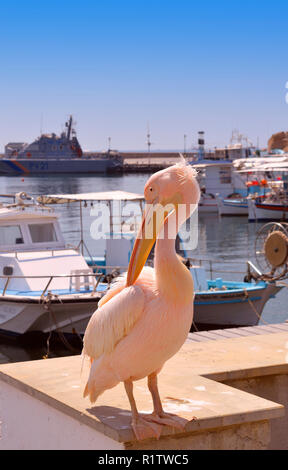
left=126, top=201, right=169, bottom=286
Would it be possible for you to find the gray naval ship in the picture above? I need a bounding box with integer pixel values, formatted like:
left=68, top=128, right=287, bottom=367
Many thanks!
left=0, top=116, right=123, bottom=174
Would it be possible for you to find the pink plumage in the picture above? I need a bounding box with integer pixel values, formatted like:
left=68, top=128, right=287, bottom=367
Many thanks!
left=82, top=161, right=200, bottom=440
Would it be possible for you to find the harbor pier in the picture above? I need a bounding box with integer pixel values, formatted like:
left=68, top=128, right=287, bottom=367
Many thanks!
left=83, top=151, right=198, bottom=172
left=0, top=323, right=287, bottom=450
left=120, top=152, right=195, bottom=172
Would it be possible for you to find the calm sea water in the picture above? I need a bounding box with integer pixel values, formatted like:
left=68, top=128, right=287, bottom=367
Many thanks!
left=0, top=173, right=288, bottom=363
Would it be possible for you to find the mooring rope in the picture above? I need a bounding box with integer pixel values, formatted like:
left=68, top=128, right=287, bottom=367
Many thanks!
left=41, top=292, right=82, bottom=357
left=243, top=287, right=269, bottom=325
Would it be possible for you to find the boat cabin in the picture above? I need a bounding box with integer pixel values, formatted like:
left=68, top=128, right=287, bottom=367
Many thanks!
left=0, top=205, right=65, bottom=252
left=0, top=198, right=93, bottom=294
left=193, top=160, right=247, bottom=198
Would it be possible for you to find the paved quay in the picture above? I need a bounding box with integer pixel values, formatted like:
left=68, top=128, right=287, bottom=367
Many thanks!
left=0, top=324, right=287, bottom=450
left=188, top=322, right=288, bottom=343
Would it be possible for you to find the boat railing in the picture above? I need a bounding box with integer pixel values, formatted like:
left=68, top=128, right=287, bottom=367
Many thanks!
left=0, top=271, right=113, bottom=298
left=0, top=245, right=79, bottom=258
left=107, top=214, right=142, bottom=233
left=0, top=257, right=262, bottom=299
left=185, top=257, right=250, bottom=279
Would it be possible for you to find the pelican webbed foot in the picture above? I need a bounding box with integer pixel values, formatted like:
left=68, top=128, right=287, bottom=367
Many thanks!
left=143, top=410, right=187, bottom=430
left=131, top=414, right=162, bottom=441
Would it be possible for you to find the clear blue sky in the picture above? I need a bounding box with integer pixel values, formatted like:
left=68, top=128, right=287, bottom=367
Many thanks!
left=0, top=0, right=288, bottom=151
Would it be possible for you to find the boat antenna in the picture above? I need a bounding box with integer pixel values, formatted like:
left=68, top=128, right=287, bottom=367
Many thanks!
left=184, top=134, right=187, bottom=156
left=147, top=122, right=151, bottom=153
left=40, top=113, right=43, bottom=135
left=198, top=131, right=205, bottom=160
left=66, top=115, right=73, bottom=140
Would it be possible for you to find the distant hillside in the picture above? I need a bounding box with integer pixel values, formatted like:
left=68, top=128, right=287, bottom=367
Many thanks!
left=268, top=131, right=288, bottom=152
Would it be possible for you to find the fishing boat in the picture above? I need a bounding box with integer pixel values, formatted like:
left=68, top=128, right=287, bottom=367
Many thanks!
left=0, top=116, right=123, bottom=174
left=248, top=172, right=288, bottom=221
left=192, top=160, right=249, bottom=214
left=0, top=191, right=145, bottom=338
left=216, top=194, right=248, bottom=216
left=188, top=261, right=281, bottom=329
left=198, top=192, right=218, bottom=213
left=0, top=193, right=110, bottom=337
left=193, top=155, right=288, bottom=216
left=248, top=196, right=288, bottom=221
left=216, top=162, right=288, bottom=217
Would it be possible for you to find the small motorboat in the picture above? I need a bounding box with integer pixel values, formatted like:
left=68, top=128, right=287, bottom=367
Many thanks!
left=216, top=193, right=248, bottom=216
left=248, top=194, right=288, bottom=221
left=198, top=192, right=218, bottom=213
left=0, top=192, right=109, bottom=337
left=190, top=264, right=281, bottom=329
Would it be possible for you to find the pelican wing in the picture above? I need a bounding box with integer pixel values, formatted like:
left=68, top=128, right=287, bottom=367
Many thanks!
left=82, top=285, right=145, bottom=360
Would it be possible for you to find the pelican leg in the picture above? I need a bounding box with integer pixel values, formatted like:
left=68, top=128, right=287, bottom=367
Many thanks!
left=124, top=380, right=161, bottom=441
left=144, top=373, right=188, bottom=430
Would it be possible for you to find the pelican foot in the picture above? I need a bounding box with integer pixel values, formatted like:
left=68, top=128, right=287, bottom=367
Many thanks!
left=143, top=411, right=189, bottom=430
left=132, top=415, right=162, bottom=441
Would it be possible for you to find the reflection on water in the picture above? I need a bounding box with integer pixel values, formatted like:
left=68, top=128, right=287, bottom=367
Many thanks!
left=0, top=333, right=80, bottom=365
left=0, top=174, right=288, bottom=363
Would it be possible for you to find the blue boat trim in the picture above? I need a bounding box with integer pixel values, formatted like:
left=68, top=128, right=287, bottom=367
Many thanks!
left=223, top=202, right=248, bottom=208
left=194, top=296, right=262, bottom=305
left=0, top=280, right=267, bottom=298
left=0, top=283, right=108, bottom=297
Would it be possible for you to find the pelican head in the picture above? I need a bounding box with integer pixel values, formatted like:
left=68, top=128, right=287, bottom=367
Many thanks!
left=126, top=161, right=200, bottom=286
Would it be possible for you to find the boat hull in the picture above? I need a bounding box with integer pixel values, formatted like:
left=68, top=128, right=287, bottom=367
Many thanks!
left=199, top=194, right=218, bottom=213
left=248, top=199, right=288, bottom=221
left=198, top=203, right=218, bottom=213
left=217, top=197, right=248, bottom=216
left=0, top=281, right=280, bottom=336
left=193, top=283, right=281, bottom=329
left=0, top=295, right=101, bottom=335
left=0, top=158, right=122, bottom=174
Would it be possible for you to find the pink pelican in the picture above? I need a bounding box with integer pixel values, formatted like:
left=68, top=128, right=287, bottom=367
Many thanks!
left=82, top=160, right=200, bottom=440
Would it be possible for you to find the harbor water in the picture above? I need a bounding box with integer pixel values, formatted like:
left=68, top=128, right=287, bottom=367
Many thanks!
left=0, top=173, right=288, bottom=364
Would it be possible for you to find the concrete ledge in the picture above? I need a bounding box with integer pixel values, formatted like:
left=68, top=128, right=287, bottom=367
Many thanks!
left=0, top=331, right=287, bottom=450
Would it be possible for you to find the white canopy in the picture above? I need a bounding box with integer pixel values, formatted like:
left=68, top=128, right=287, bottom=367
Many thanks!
left=37, top=190, right=144, bottom=205
left=237, top=162, right=288, bottom=173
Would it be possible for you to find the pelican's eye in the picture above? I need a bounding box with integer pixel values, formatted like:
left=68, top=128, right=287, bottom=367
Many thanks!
left=144, top=183, right=158, bottom=202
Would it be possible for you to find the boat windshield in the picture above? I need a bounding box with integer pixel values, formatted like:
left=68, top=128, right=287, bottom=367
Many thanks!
left=28, top=223, right=58, bottom=243
left=0, top=225, right=24, bottom=245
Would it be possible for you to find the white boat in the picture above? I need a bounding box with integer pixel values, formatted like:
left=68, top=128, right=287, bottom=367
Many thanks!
left=199, top=192, right=218, bottom=213
left=0, top=193, right=116, bottom=337
left=193, top=160, right=249, bottom=214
